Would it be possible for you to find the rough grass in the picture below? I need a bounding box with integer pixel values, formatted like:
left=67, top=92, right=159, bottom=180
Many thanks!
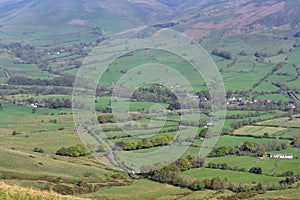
left=0, top=147, right=118, bottom=184
left=251, top=188, right=300, bottom=199
left=0, top=182, right=81, bottom=200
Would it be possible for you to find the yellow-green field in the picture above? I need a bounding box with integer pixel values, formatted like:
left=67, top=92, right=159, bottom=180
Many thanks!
left=233, top=126, right=287, bottom=137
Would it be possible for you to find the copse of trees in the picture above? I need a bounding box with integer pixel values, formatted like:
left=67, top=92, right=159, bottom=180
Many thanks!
left=9, top=76, right=75, bottom=87
left=212, top=48, right=232, bottom=60
left=249, top=167, right=262, bottom=174
left=115, top=135, right=174, bottom=151
left=291, top=136, right=300, bottom=148
left=56, top=144, right=89, bottom=157
left=146, top=166, right=269, bottom=193
left=97, top=115, right=115, bottom=124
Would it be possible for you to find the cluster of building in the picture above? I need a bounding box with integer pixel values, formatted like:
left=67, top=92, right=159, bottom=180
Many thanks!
left=268, top=153, right=294, bottom=160
left=226, top=96, right=274, bottom=106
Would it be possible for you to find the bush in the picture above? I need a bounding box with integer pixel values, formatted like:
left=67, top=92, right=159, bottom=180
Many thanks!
left=249, top=167, right=262, bottom=174
left=174, top=158, right=192, bottom=171
left=12, top=130, right=22, bottom=136
left=33, top=147, right=44, bottom=153
left=212, top=48, right=232, bottom=60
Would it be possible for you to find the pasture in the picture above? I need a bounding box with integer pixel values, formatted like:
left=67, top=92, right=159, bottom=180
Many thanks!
left=184, top=168, right=283, bottom=184
left=83, top=179, right=191, bottom=200
left=206, top=156, right=300, bottom=175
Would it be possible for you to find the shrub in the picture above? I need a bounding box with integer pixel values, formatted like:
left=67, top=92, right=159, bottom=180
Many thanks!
left=249, top=167, right=262, bottom=174
left=33, top=147, right=44, bottom=153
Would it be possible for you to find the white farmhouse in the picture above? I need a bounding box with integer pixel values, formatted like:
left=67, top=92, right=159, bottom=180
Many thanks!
left=269, top=153, right=294, bottom=159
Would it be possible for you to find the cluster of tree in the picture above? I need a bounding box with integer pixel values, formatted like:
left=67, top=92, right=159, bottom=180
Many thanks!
left=226, top=112, right=260, bottom=119
left=249, top=167, right=262, bottom=174
left=207, top=162, right=247, bottom=172
left=208, top=146, right=239, bottom=157
left=293, top=32, right=300, bottom=38
left=212, top=48, right=232, bottom=60
left=230, top=119, right=254, bottom=130
left=291, top=137, right=300, bottom=148
left=145, top=167, right=270, bottom=193
left=239, top=50, right=248, bottom=56
left=45, top=98, right=72, bottom=109
left=90, top=26, right=104, bottom=36
left=25, top=97, right=72, bottom=109
left=0, top=86, right=73, bottom=96
left=227, top=100, right=290, bottom=113
left=95, top=106, right=112, bottom=113
left=97, top=114, right=115, bottom=124
left=115, top=135, right=174, bottom=151
left=140, top=156, right=205, bottom=175
left=132, top=84, right=176, bottom=105
left=1, top=43, right=40, bottom=65
left=12, top=130, right=22, bottom=136
left=140, top=157, right=296, bottom=193
left=279, top=174, right=300, bottom=186
left=254, top=51, right=271, bottom=58
left=33, top=147, right=44, bottom=153
left=8, top=76, right=75, bottom=87
left=56, top=144, right=89, bottom=157
left=276, top=171, right=295, bottom=177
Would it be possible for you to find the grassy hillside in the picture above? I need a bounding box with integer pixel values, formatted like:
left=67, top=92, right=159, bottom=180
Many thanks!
left=0, top=182, right=81, bottom=200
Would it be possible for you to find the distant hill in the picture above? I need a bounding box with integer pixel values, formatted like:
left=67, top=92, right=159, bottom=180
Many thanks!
left=0, top=0, right=299, bottom=42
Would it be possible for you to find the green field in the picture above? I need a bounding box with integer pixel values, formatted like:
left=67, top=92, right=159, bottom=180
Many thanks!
left=206, top=156, right=300, bottom=175
left=233, top=126, right=287, bottom=137
left=184, top=168, right=283, bottom=184
left=0, top=104, right=76, bottom=153
left=83, top=179, right=191, bottom=200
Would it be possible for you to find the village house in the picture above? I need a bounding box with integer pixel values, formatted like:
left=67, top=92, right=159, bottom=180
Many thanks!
left=206, top=120, right=214, bottom=127
left=285, top=103, right=296, bottom=111
left=266, top=98, right=273, bottom=104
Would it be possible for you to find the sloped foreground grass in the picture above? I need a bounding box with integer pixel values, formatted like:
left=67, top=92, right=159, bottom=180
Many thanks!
left=0, top=182, right=81, bottom=200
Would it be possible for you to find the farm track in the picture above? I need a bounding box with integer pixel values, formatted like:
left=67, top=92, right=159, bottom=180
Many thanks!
left=0, top=68, right=11, bottom=79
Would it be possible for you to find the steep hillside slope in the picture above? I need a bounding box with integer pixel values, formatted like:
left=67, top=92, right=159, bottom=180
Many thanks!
left=0, top=0, right=172, bottom=43
left=178, top=0, right=300, bottom=38
left=0, top=0, right=298, bottom=42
